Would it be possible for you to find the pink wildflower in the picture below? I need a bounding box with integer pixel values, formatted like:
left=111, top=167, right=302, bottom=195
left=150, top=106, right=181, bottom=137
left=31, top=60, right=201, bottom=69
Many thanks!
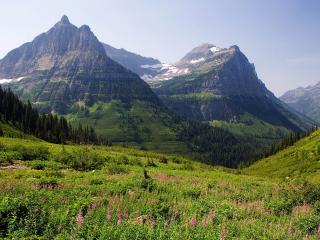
left=189, top=215, right=197, bottom=226
left=76, top=212, right=84, bottom=226
left=106, top=208, right=112, bottom=222
left=318, top=225, right=320, bottom=236
left=117, top=208, right=122, bottom=225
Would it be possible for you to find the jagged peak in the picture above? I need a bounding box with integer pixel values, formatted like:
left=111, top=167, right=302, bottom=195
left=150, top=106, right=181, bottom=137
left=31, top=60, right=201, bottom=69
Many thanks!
left=229, top=45, right=240, bottom=52
left=60, top=15, right=70, bottom=24
left=79, top=24, right=91, bottom=32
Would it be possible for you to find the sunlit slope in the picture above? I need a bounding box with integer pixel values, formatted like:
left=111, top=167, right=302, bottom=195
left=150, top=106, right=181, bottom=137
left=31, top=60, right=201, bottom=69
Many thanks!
left=0, top=136, right=320, bottom=239
left=245, top=129, right=320, bottom=184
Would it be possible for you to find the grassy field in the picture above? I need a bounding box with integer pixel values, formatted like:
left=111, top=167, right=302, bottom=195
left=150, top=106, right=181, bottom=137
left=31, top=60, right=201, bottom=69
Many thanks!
left=0, top=136, right=320, bottom=239
left=245, top=129, right=320, bottom=184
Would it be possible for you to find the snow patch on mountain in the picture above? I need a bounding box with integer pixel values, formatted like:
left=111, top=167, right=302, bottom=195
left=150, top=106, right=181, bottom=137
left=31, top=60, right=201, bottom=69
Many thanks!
left=210, top=46, right=222, bottom=53
left=0, top=77, right=24, bottom=84
left=190, top=58, right=205, bottom=64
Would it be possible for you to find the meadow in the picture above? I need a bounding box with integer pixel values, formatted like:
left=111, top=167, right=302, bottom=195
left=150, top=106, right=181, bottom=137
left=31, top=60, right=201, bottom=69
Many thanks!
left=0, top=137, right=320, bottom=239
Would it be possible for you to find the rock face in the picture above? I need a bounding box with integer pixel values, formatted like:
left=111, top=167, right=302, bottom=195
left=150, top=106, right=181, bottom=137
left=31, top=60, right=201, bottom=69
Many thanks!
left=0, top=15, right=160, bottom=114
left=280, top=82, right=320, bottom=122
left=102, top=43, right=161, bottom=80
left=152, top=43, right=313, bottom=131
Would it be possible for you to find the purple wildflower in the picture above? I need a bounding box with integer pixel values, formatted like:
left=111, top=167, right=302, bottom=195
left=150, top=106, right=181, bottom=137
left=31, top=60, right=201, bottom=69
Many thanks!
left=76, top=212, right=84, bottom=226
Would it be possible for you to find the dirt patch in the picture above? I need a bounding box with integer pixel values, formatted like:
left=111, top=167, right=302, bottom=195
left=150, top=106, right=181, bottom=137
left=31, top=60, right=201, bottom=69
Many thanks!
left=0, top=165, right=23, bottom=170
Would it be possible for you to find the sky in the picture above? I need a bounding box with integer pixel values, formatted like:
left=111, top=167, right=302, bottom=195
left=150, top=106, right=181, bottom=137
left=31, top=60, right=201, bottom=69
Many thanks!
left=0, top=0, right=319, bottom=96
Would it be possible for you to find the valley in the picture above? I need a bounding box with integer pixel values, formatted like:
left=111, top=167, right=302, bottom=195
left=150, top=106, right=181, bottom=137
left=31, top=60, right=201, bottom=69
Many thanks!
left=0, top=9, right=319, bottom=240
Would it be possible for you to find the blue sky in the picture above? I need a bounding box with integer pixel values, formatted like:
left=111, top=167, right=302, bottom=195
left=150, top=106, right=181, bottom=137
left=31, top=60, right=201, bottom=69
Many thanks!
left=0, top=0, right=319, bottom=95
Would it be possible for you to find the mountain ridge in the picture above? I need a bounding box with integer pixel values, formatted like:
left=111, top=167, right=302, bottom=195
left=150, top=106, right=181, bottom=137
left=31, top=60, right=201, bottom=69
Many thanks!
left=280, top=81, right=320, bottom=122
left=151, top=43, right=314, bottom=133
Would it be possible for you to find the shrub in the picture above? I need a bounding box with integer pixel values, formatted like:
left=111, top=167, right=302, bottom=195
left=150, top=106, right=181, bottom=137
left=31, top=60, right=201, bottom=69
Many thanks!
left=106, top=164, right=129, bottom=175
left=184, top=189, right=201, bottom=199
left=0, top=151, right=22, bottom=166
left=294, top=213, right=320, bottom=234
left=10, top=145, right=49, bottom=161
left=171, top=156, right=185, bottom=164
left=0, top=141, right=5, bottom=151
left=37, top=178, right=60, bottom=189
left=146, top=159, right=157, bottom=167
left=0, top=196, right=48, bottom=237
left=181, top=162, right=194, bottom=171
left=28, top=160, right=66, bottom=171
left=140, top=178, right=156, bottom=192
left=159, top=156, right=168, bottom=164
left=90, top=179, right=104, bottom=185
left=55, top=147, right=106, bottom=171
left=30, top=162, right=45, bottom=170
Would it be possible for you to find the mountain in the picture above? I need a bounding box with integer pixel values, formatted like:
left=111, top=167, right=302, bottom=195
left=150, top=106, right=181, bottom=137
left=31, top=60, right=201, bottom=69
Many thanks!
left=280, top=82, right=320, bottom=122
left=0, top=16, right=260, bottom=167
left=102, top=43, right=162, bottom=80
left=0, top=15, right=183, bottom=150
left=150, top=43, right=314, bottom=139
left=245, top=128, right=320, bottom=184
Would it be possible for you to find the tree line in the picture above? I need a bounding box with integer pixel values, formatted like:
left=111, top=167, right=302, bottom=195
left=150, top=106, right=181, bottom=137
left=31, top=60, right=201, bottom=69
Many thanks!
left=263, top=126, right=318, bottom=158
left=0, top=86, right=110, bottom=145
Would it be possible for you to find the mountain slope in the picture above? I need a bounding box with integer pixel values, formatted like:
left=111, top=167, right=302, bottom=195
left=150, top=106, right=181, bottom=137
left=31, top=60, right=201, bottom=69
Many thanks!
left=102, top=43, right=162, bottom=80
left=245, top=128, right=320, bottom=184
left=0, top=16, right=181, bottom=150
left=280, top=82, right=320, bottom=122
left=152, top=44, right=314, bottom=135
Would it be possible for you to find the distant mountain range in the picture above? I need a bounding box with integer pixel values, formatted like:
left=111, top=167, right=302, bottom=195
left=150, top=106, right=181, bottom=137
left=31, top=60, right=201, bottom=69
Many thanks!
left=102, top=43, right=162, bottom=80
left=0, top=15, right=315, bottom=167
left=280, top=82, right=320, bottom=123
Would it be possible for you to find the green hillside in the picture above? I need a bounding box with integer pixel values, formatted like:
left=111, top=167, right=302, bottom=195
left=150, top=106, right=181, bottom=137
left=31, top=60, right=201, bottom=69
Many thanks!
left=1, top=136, right=320, bottom=239
left=65, top=100, right=188, bottom=154
left=0, top=121, right=37, bottom=140
left=245, top=129, right=320, bottom=184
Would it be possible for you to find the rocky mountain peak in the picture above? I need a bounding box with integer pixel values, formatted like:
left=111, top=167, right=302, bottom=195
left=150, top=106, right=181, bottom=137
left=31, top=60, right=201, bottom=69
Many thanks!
left=179, top=43, right=222, bottom=63
left=60, top=15, right=70, bottom=24
left=79, top=24, right=91, bottom=32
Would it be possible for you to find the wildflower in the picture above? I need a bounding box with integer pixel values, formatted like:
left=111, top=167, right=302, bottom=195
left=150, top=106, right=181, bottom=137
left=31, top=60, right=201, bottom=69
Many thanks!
left=106, top=208, right=112, bottom=222
left=318, top=225, right=320, bottom=236
left=189, top=215, right=197, bottom=226
left=117, top=208, right=122, bottom=225
left=208, top=210, right=216, bottom=220
left=76, top=212, right=84, bottom=226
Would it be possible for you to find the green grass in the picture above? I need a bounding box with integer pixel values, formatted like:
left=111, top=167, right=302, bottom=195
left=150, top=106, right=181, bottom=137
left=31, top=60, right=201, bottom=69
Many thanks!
left=0, top=121, right=40, bottom=142
left=245, top=129, right=320, bottom=184
left=0, top=136, right=320, bottom=239
left=162, top=93, right=225, bottom=102
left=211, top=113, right=290, bottom=140
left=65, top=100, right=188, bottom=154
